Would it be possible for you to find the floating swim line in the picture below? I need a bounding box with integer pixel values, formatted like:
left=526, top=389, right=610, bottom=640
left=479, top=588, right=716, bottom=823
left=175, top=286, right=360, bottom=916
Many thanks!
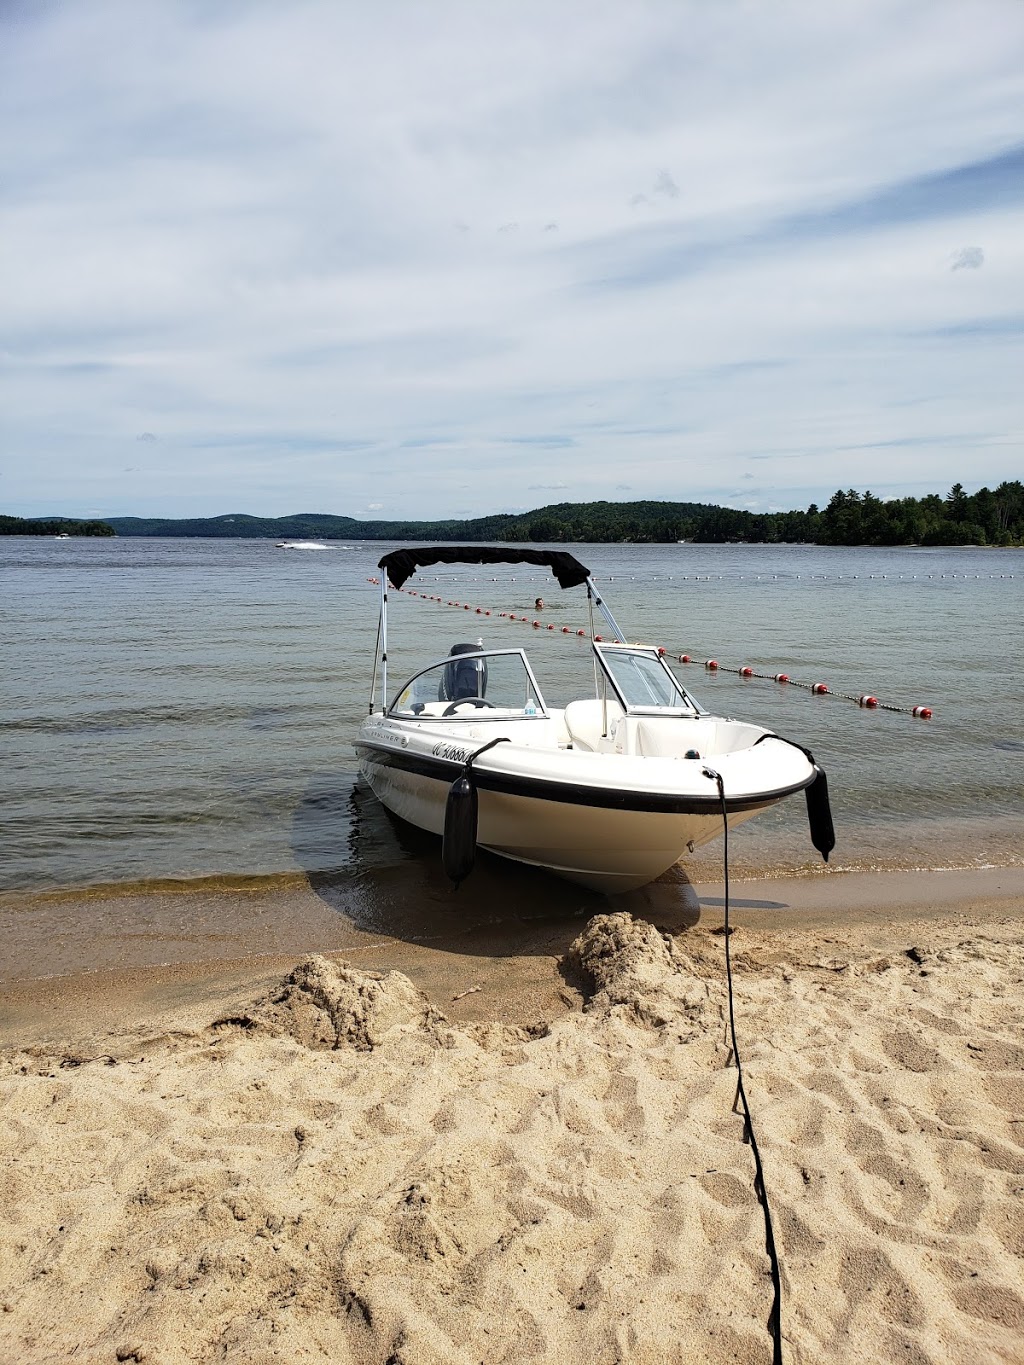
left=371, top=579, right=935, bottom=719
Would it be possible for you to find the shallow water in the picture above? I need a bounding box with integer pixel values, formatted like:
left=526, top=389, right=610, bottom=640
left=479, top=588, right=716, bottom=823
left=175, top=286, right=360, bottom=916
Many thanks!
left=2, top=538, right=1021, bottom=907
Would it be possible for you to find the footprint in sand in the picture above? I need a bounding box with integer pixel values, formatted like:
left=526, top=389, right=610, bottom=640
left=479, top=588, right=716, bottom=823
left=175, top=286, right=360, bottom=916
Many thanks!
left=696, top=1169, right=751, bottom=1208
left=856, top=1150, right=929, bottom=1222
left=881, top=1029, right=942, bottom=1072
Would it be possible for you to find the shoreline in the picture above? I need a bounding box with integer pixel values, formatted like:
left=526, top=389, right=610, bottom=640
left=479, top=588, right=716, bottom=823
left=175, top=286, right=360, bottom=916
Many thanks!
left=3, top=863, right=1021, bottom=1050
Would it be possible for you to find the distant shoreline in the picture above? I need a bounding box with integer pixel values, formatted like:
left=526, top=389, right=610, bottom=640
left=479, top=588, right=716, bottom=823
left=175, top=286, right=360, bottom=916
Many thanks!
left=2, top=531, right=1013, bottom=549
left=6, top=482, right=1023, bottom=547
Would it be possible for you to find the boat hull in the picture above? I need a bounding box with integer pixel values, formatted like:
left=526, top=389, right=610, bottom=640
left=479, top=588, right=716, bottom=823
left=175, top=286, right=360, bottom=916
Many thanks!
left=357, top=742, right=776, bottom=892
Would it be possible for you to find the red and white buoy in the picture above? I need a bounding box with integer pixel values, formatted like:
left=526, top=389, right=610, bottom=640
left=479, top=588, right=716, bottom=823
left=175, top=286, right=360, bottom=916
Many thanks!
left=859, top=694, right=879, bottom=708
left=811, top=683, right=830, bottom=694
left=912, top=705, right=933, bottom=719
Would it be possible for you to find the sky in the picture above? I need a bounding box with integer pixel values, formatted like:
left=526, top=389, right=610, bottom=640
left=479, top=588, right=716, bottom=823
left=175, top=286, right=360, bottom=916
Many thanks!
left=2, top=0, right=1023, bottom=522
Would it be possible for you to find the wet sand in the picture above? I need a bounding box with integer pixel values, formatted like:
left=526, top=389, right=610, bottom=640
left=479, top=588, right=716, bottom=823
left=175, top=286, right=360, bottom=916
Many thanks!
left=1, top=866, right=1023, bottom=1362
left=1, top=864, right=1021, bottom=1045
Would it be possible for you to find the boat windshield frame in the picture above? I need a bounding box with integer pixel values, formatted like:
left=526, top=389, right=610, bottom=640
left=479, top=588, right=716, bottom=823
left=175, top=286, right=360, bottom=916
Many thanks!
left=368, top=544, right=625, bottom=715
left=386, top=647, right=549, bottom=720
left=594, top=643, right=706, bottom=717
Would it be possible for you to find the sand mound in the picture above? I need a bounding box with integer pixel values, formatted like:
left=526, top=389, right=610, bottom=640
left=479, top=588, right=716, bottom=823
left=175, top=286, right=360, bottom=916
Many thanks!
left=213, top=953, right=445, bottom=1052
left=2, top=917, right=1023, bottom=1363
left=567, top=911, right=716, bottom=1034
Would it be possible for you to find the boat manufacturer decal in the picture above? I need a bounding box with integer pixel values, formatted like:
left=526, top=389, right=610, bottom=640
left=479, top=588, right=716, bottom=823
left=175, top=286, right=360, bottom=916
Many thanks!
left=364, top=724, right=407, bottom=746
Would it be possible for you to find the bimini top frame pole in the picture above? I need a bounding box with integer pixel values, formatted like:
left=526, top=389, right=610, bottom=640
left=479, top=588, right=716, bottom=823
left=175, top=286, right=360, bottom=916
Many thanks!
left=379, top=573, right=388, bottom=713
left=375, top=547, right=625, bottom=709
left=586, top=576, right=625, bottom=643
left=367, top=576, right=388, bottom=715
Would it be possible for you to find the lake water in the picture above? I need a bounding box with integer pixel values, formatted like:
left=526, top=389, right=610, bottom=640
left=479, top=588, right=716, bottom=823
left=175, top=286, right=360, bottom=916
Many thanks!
left=2, top=538, right=1021, bottom=902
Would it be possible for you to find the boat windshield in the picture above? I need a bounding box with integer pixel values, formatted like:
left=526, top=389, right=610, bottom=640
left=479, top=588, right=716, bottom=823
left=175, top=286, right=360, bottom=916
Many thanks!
left=595, top=645, right=702, bottom=715
left=388, top=648, right=546, bottom=720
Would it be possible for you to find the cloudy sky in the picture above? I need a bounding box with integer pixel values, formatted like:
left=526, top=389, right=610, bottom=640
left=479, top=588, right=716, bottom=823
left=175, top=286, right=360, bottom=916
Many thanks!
left=3, top=0, right=1022, bottom=521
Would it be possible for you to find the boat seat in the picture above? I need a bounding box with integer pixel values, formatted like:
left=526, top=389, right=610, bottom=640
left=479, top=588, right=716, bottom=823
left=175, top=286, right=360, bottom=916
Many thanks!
left=563, top=698, right=624, bottom=752
left=633, top=718, right=688, bottom=757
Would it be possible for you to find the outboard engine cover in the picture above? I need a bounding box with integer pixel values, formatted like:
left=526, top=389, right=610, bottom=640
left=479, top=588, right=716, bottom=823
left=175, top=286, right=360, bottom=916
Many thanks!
left=439, top=644, right=488, bottom=702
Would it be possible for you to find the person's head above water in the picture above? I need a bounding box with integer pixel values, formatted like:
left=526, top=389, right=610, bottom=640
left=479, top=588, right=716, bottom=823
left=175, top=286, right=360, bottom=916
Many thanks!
left=534, top=597, right=544, bottom=610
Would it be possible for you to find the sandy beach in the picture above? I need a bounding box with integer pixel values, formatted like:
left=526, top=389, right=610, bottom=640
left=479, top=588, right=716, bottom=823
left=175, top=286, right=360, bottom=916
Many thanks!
left=2, top=867, right=1023, bottom=1363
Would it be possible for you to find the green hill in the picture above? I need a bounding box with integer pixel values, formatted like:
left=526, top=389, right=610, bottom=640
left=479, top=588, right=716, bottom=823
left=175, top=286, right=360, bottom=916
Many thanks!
left=104, top=500, right=805, bottom=543
left=56, top=481, right=1024, bottom=547
left=104, top=512, right=365, bottom=539
left=0, top=515, right=115, bottom=537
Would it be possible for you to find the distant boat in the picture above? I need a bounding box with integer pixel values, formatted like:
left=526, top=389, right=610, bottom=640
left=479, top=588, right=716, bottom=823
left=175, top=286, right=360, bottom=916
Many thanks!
left=275, top=540, right=330, bottom=550
left=54, top=532, right=71, bottom=540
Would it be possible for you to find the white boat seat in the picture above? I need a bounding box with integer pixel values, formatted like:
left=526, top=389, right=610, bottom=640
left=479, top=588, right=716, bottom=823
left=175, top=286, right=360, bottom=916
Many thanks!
left=563, top=698, right=624, bottom=752
left=633, top=718, right=693, bottom=757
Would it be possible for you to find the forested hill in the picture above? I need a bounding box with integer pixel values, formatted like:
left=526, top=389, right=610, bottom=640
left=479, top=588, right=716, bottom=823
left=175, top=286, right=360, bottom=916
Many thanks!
left=0, top=515, right=115, bottom=536
left=105, top=512, right=366, bottom=539
left=105, top=483, right=1024, bottom=545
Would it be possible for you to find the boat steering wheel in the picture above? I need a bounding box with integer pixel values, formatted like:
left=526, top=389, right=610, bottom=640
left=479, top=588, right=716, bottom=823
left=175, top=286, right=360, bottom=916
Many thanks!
left=441, top=697, right=496, bottom=716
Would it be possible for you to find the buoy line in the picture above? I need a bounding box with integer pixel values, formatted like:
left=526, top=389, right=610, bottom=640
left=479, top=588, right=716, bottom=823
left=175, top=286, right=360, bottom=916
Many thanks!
left=372, top=579, right=935, bottom=719
left=674, top=656, right=933, bottom=718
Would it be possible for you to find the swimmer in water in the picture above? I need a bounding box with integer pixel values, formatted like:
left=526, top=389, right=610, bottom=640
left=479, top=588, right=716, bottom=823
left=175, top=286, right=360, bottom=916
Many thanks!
left=534, top=597, right=544, bottom=610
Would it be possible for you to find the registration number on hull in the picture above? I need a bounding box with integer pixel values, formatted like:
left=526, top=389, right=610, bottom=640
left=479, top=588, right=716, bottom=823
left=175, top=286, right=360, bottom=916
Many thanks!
left=431, top=741, right=472, bottom=764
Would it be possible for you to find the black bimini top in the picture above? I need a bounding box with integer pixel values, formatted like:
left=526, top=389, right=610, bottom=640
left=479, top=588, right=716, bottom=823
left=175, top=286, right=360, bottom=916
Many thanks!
left=379, top=546, right=591, bottom=591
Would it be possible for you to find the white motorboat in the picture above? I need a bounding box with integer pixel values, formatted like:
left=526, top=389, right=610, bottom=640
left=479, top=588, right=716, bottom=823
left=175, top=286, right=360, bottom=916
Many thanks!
left=276, top=540, right=331, bottom=550
left=355, top=547, right=834, bottom=892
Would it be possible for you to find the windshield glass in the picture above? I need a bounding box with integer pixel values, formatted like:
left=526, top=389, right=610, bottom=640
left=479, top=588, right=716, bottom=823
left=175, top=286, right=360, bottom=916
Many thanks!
left=389, top=649, right=545, bottom=719
left=597, top=647, right=697, bottom=712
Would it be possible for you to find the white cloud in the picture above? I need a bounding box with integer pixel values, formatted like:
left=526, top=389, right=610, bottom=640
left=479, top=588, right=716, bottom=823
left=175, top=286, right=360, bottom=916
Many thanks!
left=2, top=0, right=1023, bottom=519
left=950, top=245, right=985, bottom=270
left=653, top=170, right=680, bottom=199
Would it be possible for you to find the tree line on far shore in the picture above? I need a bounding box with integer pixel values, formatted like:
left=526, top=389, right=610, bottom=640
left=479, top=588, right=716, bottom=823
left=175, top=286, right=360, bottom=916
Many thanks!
left=5, top=481, right=1023, bottom=545
left=434, top=482, right=1023, bottom=546
left=0, top=515, right=116, bottom=537
left=811, top=482, right=1024, bottom=547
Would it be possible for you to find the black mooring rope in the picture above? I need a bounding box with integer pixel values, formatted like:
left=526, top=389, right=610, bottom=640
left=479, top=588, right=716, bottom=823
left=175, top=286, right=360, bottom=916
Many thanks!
left=704, top=765, right=784, bottom=1365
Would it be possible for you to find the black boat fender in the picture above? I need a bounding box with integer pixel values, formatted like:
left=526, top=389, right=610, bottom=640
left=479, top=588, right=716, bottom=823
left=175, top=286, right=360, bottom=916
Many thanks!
left=443, top=773, right=478, bottom=886
left=754, top=732, right=836, bottom=863
left=804, top=767, right=835, bottom=863
left=442, top=737, right=511, bottom=887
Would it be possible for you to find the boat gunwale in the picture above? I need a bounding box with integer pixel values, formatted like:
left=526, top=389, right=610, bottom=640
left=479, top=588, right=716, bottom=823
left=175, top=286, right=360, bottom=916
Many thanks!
left=354, top=736, right=814, bottom=814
